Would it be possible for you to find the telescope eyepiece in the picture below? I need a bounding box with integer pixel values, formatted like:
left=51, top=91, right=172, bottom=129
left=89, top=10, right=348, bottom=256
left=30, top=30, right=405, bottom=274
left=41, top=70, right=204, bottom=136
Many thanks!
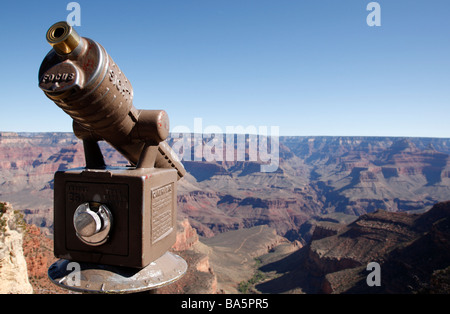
left=46, top=21, right=81, bottom=55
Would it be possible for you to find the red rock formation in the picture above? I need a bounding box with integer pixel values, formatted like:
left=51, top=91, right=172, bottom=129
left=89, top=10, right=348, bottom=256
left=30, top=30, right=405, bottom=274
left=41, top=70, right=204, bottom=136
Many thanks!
left=159, top=219, right=219, bottom=294
left=2, top=132, right=450, bottom=273
left=172, top=219, right=199, bottom=251
left=22, top=224, right=68, bottom=294
left=256, top=201, right=450, bottom=294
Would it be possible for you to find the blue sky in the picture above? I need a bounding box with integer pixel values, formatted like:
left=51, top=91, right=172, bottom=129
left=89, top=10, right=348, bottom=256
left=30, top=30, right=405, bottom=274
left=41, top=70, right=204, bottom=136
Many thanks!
left=0, top=0, right=449, bottom=137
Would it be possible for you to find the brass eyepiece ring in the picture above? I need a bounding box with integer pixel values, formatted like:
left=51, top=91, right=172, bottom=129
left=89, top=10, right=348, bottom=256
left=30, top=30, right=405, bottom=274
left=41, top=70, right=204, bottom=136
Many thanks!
left=46, top=21, right=81, bottom=55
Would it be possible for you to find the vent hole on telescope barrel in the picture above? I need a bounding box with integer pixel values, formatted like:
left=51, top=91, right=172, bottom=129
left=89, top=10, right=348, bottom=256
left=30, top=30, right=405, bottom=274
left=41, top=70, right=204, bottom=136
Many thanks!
left=53, top=27, right=65, bottom=39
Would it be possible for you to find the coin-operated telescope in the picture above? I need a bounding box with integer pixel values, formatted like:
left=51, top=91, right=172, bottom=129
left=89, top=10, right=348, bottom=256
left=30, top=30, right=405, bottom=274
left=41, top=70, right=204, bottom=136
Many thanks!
left=39, top=22, right=187, bottom=291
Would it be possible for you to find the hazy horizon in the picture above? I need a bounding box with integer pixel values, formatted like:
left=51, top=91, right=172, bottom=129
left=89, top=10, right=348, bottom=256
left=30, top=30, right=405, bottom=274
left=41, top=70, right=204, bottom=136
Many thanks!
left=3, top=130, right=450, bottom=140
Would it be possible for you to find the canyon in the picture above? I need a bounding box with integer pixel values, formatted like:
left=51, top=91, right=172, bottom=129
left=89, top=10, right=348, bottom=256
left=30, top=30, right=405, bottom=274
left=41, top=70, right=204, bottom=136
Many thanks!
left=1, top=132, right=450, bottom=293
left=254, top=201, right=450, bottom=294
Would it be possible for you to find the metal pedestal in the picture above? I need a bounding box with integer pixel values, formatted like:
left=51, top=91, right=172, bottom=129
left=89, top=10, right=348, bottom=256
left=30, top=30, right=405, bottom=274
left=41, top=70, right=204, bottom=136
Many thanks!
left=48, top=251, right=187, bottom=294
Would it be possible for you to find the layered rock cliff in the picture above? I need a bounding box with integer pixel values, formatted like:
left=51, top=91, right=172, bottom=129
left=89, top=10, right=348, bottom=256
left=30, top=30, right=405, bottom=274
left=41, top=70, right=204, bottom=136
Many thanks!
left=2, top=132, right=450, bottom=293
left=256, top=201, right=450, bottom=294
left=156, top=219, right=219, bottom=294
left=0, top=202, right=33, bottom=294
left=2, top=133, right=450, bottom=246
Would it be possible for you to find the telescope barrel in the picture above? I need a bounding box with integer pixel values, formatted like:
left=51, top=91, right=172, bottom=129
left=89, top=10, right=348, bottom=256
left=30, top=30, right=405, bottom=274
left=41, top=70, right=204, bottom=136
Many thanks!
left=39, top=22, right=185, bottom=178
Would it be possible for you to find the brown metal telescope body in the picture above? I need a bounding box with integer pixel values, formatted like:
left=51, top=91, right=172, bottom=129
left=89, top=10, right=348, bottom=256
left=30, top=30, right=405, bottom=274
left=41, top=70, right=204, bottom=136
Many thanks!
left=39, top=22, right=184, bottom=177
left=39, top=22, right=186, bottom=268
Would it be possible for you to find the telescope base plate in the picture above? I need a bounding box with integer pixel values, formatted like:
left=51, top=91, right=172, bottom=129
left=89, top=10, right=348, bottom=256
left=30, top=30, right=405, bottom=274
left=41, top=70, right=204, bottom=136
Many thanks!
left=47, top=251, right=187, bottom=294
